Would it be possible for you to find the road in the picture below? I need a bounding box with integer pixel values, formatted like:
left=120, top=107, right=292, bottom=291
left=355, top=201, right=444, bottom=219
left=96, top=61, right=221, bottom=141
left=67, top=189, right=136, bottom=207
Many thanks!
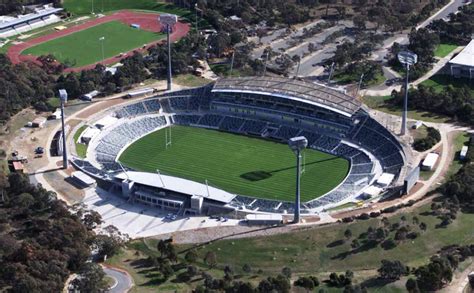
left=103, top=266, right=133, bottom=293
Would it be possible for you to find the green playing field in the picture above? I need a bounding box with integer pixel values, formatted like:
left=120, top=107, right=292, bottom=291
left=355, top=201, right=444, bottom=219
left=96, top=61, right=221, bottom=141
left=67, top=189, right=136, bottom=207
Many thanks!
left=118, top=125, right=349, bottom=202
left=22, top=21, right=164, bottom=67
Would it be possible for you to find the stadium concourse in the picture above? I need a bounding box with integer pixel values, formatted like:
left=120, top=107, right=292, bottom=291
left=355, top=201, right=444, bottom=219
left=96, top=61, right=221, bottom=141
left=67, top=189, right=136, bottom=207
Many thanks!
left=71, top=76, right=411, bottom=223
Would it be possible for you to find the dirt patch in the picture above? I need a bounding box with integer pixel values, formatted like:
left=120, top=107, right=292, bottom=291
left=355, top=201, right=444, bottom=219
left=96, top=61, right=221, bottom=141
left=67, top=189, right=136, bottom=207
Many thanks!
left=7, top=10, right=190, bottom=72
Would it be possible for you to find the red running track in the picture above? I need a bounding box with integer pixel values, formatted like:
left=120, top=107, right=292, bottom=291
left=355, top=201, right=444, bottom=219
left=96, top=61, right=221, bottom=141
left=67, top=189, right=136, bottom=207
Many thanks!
left=7, top=10, right=190, bottom=72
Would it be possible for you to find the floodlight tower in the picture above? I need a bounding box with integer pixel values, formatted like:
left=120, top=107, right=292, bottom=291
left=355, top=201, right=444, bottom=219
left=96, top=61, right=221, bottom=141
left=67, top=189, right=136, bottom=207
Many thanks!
left=59, top=89, right=68, bottom=169
left=397, top=50, right=418, bottom=136
left=159, top=14, right=178, bottom=91
left=288, top=136, right=308, bottom=224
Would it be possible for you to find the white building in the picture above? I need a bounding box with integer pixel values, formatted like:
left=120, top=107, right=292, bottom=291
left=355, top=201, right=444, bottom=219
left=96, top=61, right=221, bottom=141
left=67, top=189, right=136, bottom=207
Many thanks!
left=449, top=39, right=474, bottom=79
left=421, top=153, right=439, bottom=171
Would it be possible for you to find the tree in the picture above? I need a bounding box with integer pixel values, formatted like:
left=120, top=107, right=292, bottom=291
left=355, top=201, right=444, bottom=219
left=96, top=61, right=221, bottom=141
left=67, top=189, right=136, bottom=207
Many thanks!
left=405, top=278, right=420, bottom=293
left=242, top=263, right=252, bottom=274
left=294, top=276, right=318, bottom=290
left=419, top=222, right=427, bottom=232
left=160, top=260, right=174, bottom=280
left=378, top=260, right=408, bottom=280
left=204, top=251, right=217, bottom=268
left=70, top=263, right=107, bottom=293
left=282, top=266, right=292, bottom=279
left=344, top=229, right=353, bottom=242
left=184, top=250, right=198, bottom=263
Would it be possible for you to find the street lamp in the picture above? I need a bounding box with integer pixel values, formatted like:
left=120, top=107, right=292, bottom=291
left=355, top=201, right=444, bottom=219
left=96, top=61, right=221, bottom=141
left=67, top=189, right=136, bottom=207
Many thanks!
left=59, top=89, right=68, bottom=169
left=397, top=50, right=418, bottom=136
left=99, top=36, right=105, bottom=64
left=288, top=136, right=308, bottom=223
left=159, top=14, right=178, bottom=91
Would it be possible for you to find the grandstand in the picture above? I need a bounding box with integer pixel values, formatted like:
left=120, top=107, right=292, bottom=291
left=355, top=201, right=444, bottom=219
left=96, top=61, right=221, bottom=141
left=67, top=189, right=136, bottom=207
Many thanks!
left=0, top=4, right=62, bottom=38
left=73, top=77, right=407, bottom=215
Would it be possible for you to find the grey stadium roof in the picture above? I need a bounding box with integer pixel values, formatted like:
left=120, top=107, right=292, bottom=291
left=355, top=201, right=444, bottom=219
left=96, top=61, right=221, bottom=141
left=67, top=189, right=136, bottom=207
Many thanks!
left=212, top=77, right=361, bottom=116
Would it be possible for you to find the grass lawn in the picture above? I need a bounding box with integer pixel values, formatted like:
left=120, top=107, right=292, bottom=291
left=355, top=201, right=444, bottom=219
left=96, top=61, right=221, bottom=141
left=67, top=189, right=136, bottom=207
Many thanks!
left=22, top=21, right=164, bottom=67
left=335, top=72, right=385, bottom=87
left=118, top=125, right=349, bottom=202
left=421, top=75, right=474, bottom=94
left=179, top=204, right=474, bottom=274
left=107, top=203, right=474, bottom=292
left=434, top=43, right=458, bottom=58
left=362, top=96, right=451, bottom=123
left=73, top=125, right=88, bottom=158
left=445, top=132, right=470, bottom=180
left=173, top=74, right=212, bottom=87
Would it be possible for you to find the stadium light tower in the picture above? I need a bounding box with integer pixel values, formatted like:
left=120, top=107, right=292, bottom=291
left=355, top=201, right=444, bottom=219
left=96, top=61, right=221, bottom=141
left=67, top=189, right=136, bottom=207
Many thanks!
left=99, top=36, right=105, bottom=64
left=397, top=51, right=418, bottom=136
left=288, top=136, right=308, bottom=224
left=59, top=89, right=68, bottom=169
left=159, top=14, right=178, bottom=91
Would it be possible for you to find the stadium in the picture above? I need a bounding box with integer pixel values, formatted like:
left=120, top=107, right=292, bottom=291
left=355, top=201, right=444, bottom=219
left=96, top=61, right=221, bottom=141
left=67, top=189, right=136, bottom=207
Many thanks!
left=72, top=76, right=410, bottom=217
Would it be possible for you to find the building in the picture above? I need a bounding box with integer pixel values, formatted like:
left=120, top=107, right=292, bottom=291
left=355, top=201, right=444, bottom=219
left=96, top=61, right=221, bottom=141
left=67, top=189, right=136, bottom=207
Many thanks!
left=246, top=214, right=283, bottom=225
left=127, top=88, right=154, bottom=98
left=0, top=4, right=63, bottom=38
left=421, top=153, right=439, bottom=171
left=460, top=146, right=469, bottom=160
left=81, top=90, right=100, bottom=101
left=449, top=39, right=474, bottom=79
left=31, top=117, right=47, bottom=128
left=79, top=127, right=101, bottom=144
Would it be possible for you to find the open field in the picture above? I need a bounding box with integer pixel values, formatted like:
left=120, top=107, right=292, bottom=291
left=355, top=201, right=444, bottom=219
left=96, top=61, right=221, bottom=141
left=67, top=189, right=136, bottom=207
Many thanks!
left=119, top=125, right=349, bottom=202
left=434, top=43, right=458, bottom=57
left=22, top=21, right=164, bottom=67
left=362, top=95, right=451, bottom=123
left=421, top=75, right=474, bottom=94
left=106, top=202, right=474, bottom=292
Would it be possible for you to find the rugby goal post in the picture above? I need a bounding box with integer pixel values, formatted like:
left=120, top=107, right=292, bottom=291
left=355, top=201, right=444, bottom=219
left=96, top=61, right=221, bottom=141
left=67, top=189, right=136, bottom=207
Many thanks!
left=165, top=126, right=172, bottom=149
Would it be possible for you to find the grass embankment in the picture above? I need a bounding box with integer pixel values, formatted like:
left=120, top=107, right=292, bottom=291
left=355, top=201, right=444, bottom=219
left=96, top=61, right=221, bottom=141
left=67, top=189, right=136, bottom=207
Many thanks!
left=421, top=75, right=474, bottom=94
left=173, top=74, right=212, bottom=87
left=106, top=203, right=474, bottom=292
left=362, top=95, right=451, bottom=123
left=119, top=125, right=349, bottom=202
left=445, top=132, right=471, bottom=180
left=434, top=43, right=458, bottom=58
left=73, top=125, right=88, bottom=158
left=22, top=21, right=165, bottom=67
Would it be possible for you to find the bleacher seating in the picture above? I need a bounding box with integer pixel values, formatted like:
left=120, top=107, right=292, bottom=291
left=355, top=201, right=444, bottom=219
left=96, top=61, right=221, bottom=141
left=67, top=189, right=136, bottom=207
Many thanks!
left=198, top=114, right=223, bottom=128
left=143, top=99, right=161, bottom=113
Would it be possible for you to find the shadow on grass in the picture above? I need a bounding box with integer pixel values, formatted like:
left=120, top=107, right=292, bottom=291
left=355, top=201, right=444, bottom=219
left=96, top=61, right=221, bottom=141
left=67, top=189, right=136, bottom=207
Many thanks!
left=240, top=157, right=342, bottom=182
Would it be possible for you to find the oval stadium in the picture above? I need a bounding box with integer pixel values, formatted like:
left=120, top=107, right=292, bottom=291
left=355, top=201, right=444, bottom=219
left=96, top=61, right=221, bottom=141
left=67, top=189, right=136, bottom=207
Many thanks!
left=72, top=76, right=408, bottom=216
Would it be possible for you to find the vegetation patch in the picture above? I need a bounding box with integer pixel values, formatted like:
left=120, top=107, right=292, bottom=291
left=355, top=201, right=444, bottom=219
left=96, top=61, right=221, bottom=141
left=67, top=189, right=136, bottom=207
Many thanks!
left=434, top=43, right=458, bottom=57
left=73, top=125, right=88, bottom=158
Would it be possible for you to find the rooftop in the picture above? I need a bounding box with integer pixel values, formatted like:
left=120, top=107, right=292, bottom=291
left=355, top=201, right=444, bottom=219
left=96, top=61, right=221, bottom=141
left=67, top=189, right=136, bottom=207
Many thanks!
left=115, top=171, right=237, bottom=204
left=449, top=39, right=474, bottom=67
left=212, top=77, right=361, bottom=116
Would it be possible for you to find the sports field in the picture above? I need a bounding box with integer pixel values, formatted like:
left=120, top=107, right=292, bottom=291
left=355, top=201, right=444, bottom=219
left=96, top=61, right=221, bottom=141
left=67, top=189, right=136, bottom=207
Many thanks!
left=118, top=126, right=349, bottom=202
left=22, top=21, right=164, bottom=67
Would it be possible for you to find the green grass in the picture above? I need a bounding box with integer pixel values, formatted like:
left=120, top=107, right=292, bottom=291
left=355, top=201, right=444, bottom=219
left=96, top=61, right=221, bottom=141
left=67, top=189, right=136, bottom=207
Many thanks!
left=173, top=74, right=212, bottom=87
left=107, top=203, right=474, bottom=292
left=46, top=97, right=61, bottom=109
left=421, top=75, right=474, bottom=94
left=434, top=43, right=458, bottom=58
left=179, top=203, right=474, bottom=274
left=362, top=96, right=451, bottom=123
left=22, top=21, right=164, bottom=67
left=445, top=132, right=470, bottom=180
left=118, top=125, right=349, bottom=202
left=74, top=125, right=88, bottom=158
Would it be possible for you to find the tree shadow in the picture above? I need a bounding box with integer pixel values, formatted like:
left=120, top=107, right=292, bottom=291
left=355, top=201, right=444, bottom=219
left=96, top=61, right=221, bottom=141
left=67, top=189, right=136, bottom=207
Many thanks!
left=326, top=239, right=345, bottom=248
left=360, top=277, right=395, bottom=288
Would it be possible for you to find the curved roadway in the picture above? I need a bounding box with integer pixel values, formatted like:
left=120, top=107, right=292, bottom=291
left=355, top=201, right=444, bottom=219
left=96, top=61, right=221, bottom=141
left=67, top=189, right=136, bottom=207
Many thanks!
left=102, top=265, right=133, bottom=293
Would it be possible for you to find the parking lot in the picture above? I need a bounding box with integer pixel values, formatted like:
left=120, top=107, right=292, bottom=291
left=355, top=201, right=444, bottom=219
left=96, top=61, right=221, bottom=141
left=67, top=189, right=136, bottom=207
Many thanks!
left=82, top=188, right=240, bottom=238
